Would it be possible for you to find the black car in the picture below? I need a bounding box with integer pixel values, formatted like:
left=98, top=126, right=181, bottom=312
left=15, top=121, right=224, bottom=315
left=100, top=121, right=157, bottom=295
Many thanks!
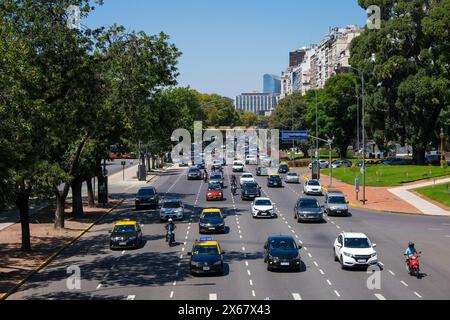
left=278, top=164, right=289, bottom=173
left=135, top=187, right=159, bottom=210
left=241, top=181, right=261, bottom=200
left=264, top=236, right=302, bottom=272
left=199, top=210, right=226, bottom=234
left=187, top=167, right=202, bottom=180
left=209, top=172, right=224, bottom=188
left=109, top=221, right=142, bottom=250
left=267, top=175, right=283, bottom=187
left=189, top=238, right=225, bottom=276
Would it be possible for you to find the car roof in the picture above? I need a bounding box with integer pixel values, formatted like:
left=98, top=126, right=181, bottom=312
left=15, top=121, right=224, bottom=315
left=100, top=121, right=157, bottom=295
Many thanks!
left=255, top=197, right=271, bottom=201
left=327, top=190, right=344, bottom=195
left=342, top=232, right=368, bottom=238
left=202, top=208, right=221, bottom=213
left=193, top=239, right=220, bottom=247
left=139, top=186, right=155, bottom=191
left=307, top=179, right=320, bottom=183
left=268, top=235, right=295, bottom=241
left=280, top=162, right=289, bottom=165
left=163, top=198, right=182, bottom=203
left=115, top=220, right=137, bottom=226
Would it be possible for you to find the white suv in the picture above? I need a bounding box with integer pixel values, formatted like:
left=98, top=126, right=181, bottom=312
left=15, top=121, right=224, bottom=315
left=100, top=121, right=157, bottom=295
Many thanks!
left=303, top=179, right=323, bottom=195
left=333, top=232, right=378, bottom=269
left=251, top=197, right=275, bottom=219
left=232, top=160, right=245, bottom=172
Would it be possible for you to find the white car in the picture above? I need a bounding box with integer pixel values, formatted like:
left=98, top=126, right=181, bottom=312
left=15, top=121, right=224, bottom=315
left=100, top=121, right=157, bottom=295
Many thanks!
left=303, top=179, right=323, bottom=195
left=251, top=197, right=275, bottom=218
left=240, top=173, right=255, bottom=186
left=232, top=160, right=245, bottom=172
left=309, top=160, right=329, bottom=169
left=333, top=232, right=378, bottom=269
left=245, top=155, right=258, bottom=165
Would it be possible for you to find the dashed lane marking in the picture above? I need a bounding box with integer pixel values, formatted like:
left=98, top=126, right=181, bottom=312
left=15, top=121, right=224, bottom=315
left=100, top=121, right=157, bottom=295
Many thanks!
left=308, top=253, right=312, bottom=258
left=334, top=290, right=341, bottom=297
left=400, top=281, right=409, bottom=287
left=375, top=294, right=386, bottom=300
left=209, top=293, right=217, bottom=300
left=170, top=291, right=174, bottom=298
left=326, top=279, right=332, bottom=286
left=249, top=280, right=253, bottom=286
left=414, top=292, right=422, bottom=298
left=319, top=269, right=324, bottom=275
left=96, top=284, right=102, bottom=289
left=252, top=290, right=256, bottom=297
left=247, top=270, right=251, bottom=276
left=388, top=270, right=395, bottom=276
left=292, top=293, right=302, bottom=300
left=126, top=295, right=136, bottom=300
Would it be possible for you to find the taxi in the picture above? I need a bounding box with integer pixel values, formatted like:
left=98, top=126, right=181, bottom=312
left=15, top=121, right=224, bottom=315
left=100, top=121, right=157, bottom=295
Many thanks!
left=188, top=237, right=225, bottom=276
left=109, top=220, right=142, bottom=250
left=278, top=162, right=290, bottom=174
left=199, top=208, right=226, bottom=234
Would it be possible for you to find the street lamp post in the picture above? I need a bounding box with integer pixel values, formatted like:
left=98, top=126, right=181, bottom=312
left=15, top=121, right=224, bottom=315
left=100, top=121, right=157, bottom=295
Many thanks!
left=441, top=128, right=446, bottom=167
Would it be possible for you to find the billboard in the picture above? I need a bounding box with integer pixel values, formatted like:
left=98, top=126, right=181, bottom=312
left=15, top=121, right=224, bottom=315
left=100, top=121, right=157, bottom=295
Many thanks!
left=281, top=130, right=308, bottom=142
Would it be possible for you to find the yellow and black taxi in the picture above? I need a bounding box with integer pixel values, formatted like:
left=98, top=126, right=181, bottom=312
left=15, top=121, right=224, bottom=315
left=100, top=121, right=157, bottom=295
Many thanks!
left=188, top=237, right=225, bottom=276
left=109, top=220, right=142, bottom=250
left=267, top=174, right=283, bottom=187
left=278, top=162, right=290, bottom=174
left=199, top=209, right=226, bottom=234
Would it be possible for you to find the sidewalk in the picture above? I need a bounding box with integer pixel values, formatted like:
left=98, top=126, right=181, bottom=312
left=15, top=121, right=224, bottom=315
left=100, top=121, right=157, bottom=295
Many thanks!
left=316, top=172, right=450, bottom=216
left=0, top=203, right=49, bottom=232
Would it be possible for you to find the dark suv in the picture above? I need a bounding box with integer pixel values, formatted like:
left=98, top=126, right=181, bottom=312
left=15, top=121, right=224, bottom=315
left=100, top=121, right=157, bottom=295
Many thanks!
left=264, top=236, right=302, bottom=272
left=187, top=167, right=202, bottom=180
left=241, top=182, right=261, bottom=200
left=135, top=187, right=159, bottom=210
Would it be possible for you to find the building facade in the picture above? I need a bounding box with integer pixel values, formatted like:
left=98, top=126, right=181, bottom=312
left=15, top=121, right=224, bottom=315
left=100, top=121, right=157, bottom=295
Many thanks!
left=235, top=93, right=278, bottom=116
left=263, top=74, right=281, bottom=95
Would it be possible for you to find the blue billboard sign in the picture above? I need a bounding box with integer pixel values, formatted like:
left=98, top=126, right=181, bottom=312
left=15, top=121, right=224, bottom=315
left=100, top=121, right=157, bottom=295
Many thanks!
left=281, top=130, right=308, bottom=142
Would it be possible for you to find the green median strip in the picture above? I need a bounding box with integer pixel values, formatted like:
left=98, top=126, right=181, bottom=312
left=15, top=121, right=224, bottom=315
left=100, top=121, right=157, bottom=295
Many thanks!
left=414, top=183, right=450, bottom=208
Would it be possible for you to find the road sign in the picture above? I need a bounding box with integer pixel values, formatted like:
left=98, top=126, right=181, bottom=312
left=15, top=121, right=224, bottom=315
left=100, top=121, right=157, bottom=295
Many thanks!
left=281, top=130, right=308, bottom=142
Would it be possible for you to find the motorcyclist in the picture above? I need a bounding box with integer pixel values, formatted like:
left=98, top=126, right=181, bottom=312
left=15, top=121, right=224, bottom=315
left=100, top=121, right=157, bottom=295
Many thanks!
left=203, top=169, right=208, bottom=183
left=404, top=242, right=418, bottom=259
left=165, top=218, right=176, bottom=242
left=231, top=175, right=237, bottom=194
left=231, top=174, right=237, bottom=186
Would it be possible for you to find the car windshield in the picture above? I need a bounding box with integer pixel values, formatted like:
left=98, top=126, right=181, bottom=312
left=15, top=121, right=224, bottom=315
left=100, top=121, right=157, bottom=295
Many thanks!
left=234, top=162, right=243, bottom=166
left=329, top=196, right=346, bottom=204
left=308, top=180, right=320, bottom=186
left=244, top=183, right=258, bottom=189
left=208, top=184, right=222, bottom=190
left=113, top=225, right=135, bottom=234
left=344, top=238, right=371, bottom=248
left=203, top=212, right=221, bottom=219
left=210, top=174, right=222, bottom=180
left=270, top=239, right=297, bottom=250
left=255, top=200, right=272, bottom=206
left=299, top=199, right=319, bottom=208
left=288, top=173, right=298, bottom=176
left=138, top=188, right=155, bottom=196
left=163, top=202, right=182, bottom=209
left=270, top=176, right=281, bottom=180
left=242, top=174, right=253, bottom=178
left=193, top=245, right=219, bottom=255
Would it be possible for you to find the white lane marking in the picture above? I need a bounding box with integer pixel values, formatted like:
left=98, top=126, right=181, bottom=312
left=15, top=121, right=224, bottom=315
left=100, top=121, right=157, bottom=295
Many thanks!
left=319, top=269, right=324, bottom=275
left=252, top=290, right=256, bottom=297
left=242, top=247, right=246, bottom=251
left=240, top=235, right=243, bottom=239
left=96, top=284, right=102, bottom=289
left=249, top=280, right=253, bottom=286
left=180, top=254, right=183, bottom=259
left=238, top=225, right=241, bottom=229
left=292, top=293, right=302, bottom=300
left=209, top=293, right=217, bottom=300
left=414, top=292, right=422, bottom=298
left=170, top=291, right=174, bottom=298
left=308, top=253, right=312, bottom=258
left=247, top=270, right=251, bottom=276
left=185, top=236, right=188, bottom=240
left=313, top=261, right=319, bottom=267
left=336, top=226, right=341, bottom=229
left=400, top=281, right=409, bottom=287
left=182, top=248, right=185, bottom=252
left=245, top=261, right=249, bottom=267
left=334, top=290, right=341, bottom=297
left=326, top=279, right=332, bottom=286
left=288, top=225, right=292, bottom=229
left=173, top=281, right=177, bottom=286
left=445, top=235, right=450, bottom=238
left=388, top=270, right=395, bottom=276
left=303, top=247, right=308, bottom=251
left=331, top=221, right=335, bottom=225
left=121, top=251, right=125, bottom=255
left=379, top=262, right=385, bottom=267
left=295, top=235, right=299, bottom=239
left=126, top=295, right=136, bottom=300
left=291, top=230, right=295, bottom=234
left=375, top=294, right=386, bottom=300
left=238, top=230, right=242, bottom=234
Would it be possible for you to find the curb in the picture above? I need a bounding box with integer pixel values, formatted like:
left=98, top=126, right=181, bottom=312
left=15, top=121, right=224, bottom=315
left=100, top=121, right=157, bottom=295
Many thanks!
left=146, top=164, right=174, bottom=184
left=347, top=201, right=427, bottom=216
left=0, top=199, right=124, bottom=301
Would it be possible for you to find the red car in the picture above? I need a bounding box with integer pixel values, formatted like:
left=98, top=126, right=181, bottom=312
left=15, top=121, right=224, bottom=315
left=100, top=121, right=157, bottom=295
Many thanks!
left=109, top=153, right=121, bottom=160
left=206, top=183, right=224, bottom=201
left=122, top=153, right=136, bottom=159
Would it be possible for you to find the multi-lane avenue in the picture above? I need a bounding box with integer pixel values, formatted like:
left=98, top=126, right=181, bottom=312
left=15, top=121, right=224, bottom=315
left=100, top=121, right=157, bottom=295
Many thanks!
left=8, top=164, right=450, bottom=300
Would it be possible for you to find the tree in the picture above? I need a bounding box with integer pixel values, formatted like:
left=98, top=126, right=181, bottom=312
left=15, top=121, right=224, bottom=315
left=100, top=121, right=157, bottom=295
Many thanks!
left=350, top=0, right=450, bottom=164
left=240, top=112, right=259, bottom=127
left=198, top=94, right=241, bottom=127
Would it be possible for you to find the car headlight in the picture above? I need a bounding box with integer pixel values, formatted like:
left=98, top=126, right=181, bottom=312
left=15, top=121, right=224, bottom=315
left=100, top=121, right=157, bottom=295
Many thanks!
left=269, top=255, right=279, bottom=262
left=213, top=261, right=222, bottom=265
left=343, top=252, right=354, bottom=258
left=128, top=236, right=137, bottom=241
left=298, top=211, right=306, bottom=216
left=371, top=252, right=377, bottom=258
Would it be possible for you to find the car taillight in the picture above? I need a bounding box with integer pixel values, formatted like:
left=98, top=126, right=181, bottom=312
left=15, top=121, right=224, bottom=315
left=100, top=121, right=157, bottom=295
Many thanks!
left=208, top=193, right=213, bottom=196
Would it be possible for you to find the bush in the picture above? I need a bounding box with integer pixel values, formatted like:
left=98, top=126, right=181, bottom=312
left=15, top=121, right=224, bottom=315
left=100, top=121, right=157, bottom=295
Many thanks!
left=288, top=160, right=311, bottom=168
left=441, top=160, right=448, bottom=169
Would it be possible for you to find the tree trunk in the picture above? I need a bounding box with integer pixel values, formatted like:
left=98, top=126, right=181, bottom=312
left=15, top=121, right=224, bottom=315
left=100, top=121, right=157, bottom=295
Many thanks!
left=71, top=177, right=84, bottom=217
left=54, top=183, right=70, bottom=229
left=413, top=146, right=426, bottom=165
left=16, top=190, right=31, bottom=252
left=86, top=178, right=95, bottom=208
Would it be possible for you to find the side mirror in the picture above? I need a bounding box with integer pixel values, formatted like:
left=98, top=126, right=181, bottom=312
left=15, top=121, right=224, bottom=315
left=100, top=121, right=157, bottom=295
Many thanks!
left=187, top=252, right=192, bottom=256
left=298, top=245, right=302, bottom=250
left=372, top=243, right=377, bottom=248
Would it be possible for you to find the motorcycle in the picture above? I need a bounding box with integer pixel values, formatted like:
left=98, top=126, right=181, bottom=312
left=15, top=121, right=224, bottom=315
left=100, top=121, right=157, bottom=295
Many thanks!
left=405, top=252, right=421, bottom=278
left=166, top=229, right=175, bottom=247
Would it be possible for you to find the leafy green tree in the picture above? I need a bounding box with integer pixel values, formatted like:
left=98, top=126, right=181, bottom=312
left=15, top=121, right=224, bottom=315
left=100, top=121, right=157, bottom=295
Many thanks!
left=240, top=112, right=259, bottom=127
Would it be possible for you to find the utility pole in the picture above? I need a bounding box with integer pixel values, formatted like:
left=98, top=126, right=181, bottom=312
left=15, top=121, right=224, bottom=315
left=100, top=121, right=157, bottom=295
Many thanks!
left=441, top=128, right=446, bottom=167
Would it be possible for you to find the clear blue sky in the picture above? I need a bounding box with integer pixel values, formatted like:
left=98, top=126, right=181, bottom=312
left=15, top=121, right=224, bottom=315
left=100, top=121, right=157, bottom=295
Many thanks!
left=85, top=0, right=367, bottom=98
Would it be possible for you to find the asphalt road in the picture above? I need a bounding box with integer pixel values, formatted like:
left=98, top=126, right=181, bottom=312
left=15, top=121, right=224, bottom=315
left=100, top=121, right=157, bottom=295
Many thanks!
left=8, top=164, right=450, bottom=300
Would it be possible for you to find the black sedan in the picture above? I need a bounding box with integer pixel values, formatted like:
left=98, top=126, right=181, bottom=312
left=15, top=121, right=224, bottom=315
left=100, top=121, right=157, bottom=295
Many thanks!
left=135, top=187, right=159, bottom=210
left=187, top=167, right=203, bottom=180
left=241, top=182, right=261, bottom=200
left=267, top=175, right=283, bottom=187
left=264, top=236, right=302, bottom=272
left=199, top=209, right=226, bottom=234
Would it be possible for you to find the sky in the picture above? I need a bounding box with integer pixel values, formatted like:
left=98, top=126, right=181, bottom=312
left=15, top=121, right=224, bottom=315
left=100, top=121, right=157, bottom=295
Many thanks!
left=84, top=0, right=368, bottom=99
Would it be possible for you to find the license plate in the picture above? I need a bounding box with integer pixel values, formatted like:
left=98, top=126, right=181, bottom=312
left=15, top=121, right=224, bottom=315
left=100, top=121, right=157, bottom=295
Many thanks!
left=281, top=262, right=290, bottom=266
left=203, top=267, right=210, bottom=271
left=358, top=259, right=366, bottom=263
left=209, top=227, right=215, bottom=230
left=336, top=211, right=341, bottom=213
left=119, top=242, right=127, bottom=246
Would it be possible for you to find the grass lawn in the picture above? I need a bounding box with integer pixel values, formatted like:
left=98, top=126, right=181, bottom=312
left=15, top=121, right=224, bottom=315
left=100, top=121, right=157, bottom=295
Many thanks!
left=328, top=165, right=450, bottom=187
left=415, top=183, right=450, bottom=208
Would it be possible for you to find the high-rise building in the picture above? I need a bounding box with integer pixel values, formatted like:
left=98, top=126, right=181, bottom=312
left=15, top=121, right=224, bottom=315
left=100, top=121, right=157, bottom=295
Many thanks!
left=289, top=49, right=306, bottom=67
left=263, top=74, right=281, bottom=95
left=235, top=93, right=278, bottom=116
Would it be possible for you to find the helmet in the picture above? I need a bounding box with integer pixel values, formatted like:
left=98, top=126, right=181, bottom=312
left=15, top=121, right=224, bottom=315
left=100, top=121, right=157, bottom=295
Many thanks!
left=168, top=218, right=173, bottom=222
left=408, top=242, right=415, bottom=247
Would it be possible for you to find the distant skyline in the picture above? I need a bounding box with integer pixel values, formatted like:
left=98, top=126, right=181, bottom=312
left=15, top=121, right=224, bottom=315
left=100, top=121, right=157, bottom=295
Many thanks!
left=85, top=0, right=368, bottom=98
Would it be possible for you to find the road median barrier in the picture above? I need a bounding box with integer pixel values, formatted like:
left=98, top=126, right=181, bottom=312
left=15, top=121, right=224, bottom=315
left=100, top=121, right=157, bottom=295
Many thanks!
left=0, top=199, right=124, bottom=301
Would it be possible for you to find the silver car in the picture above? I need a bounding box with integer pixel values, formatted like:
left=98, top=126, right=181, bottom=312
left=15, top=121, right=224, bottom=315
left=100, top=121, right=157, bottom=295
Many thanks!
left=285, top=172, right=300, bottom=184
left=160, top=199, right=184, bottom=221
left=324, top=191, right=349, bottom=216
